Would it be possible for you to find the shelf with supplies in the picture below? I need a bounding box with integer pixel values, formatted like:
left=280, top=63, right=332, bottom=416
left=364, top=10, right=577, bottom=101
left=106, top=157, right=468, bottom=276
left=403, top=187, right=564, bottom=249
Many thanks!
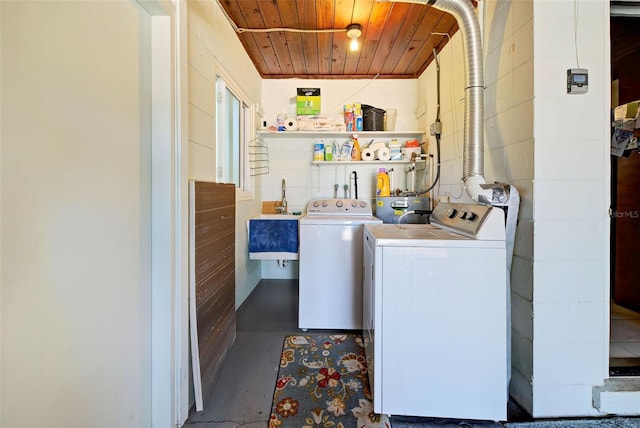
left=311, top=159, right=425, bottom=165
left=256, top=130, right=425, bottom=140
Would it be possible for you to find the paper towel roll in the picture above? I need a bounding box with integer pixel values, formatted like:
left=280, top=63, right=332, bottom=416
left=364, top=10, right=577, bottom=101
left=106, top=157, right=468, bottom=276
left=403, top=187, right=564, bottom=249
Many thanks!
left=285, top=119, right=298, bottom=131
left=370, top=141, right=387, bottom=151
left=362, top=148, right=375, bottom=161
left=376, top=147, right=391, bottom=161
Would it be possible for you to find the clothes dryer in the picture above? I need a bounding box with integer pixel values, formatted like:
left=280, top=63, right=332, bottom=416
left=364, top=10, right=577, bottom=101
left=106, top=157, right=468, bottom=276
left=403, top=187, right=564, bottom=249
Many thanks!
left=363, top=202, right=507, bottom=420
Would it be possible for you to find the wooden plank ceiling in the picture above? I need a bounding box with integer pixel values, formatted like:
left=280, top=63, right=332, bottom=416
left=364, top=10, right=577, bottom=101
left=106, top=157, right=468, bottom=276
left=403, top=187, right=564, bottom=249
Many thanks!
left=217, top=0, right=459, bottom=79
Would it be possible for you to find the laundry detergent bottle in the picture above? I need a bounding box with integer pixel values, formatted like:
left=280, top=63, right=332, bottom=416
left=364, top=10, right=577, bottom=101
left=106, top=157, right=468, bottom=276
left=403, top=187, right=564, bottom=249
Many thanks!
left=376, top=168, right=390, bottom=197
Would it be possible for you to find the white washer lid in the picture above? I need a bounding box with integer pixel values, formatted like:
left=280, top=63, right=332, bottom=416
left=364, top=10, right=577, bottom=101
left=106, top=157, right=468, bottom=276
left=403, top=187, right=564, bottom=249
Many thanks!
left=300, top=215, right=382, bottom=225
left=364, top=224, right=505, bottom=248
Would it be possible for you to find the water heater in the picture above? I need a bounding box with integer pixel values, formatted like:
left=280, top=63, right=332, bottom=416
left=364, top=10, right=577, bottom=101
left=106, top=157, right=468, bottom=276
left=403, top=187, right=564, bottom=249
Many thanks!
left=375, top=196, right=431, bottom=224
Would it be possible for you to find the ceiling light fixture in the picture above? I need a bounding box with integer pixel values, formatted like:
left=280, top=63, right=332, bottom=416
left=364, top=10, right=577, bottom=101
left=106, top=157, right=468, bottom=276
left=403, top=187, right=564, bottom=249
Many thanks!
left=346, top=23, right=362, bottom=51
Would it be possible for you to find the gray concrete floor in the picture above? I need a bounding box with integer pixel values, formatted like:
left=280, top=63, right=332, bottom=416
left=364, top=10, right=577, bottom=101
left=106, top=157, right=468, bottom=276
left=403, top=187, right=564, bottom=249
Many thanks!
left=183, top=279, right=640, bottom=428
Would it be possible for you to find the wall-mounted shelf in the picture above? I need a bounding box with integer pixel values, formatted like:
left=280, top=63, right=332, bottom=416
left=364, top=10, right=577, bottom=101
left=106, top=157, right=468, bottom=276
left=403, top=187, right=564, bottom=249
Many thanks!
left=257, top=130, right=425, bottom=139
left=312, top=160, right=425, bottom=165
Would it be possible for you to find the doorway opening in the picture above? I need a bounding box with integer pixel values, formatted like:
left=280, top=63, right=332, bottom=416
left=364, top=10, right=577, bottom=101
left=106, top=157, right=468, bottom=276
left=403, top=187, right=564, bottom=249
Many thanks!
left=610, top=303, right=640, bottom=376
left=610, top=13, right=640, bottom=378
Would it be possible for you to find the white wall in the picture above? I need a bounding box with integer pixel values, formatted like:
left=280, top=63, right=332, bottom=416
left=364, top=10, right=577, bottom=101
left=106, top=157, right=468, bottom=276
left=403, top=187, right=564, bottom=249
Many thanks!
left=531, top=0, right=610, bottom=417
left=260, top=79, right=421, bottom=209
left=186, top=1, right=263, bottom=308
left=261, top=79, right=419, bottom=131
left=419, top=0, right=610, bottom=417
left=1, top=1, right=153, bottom=425
left=484, top=0, right=536, bottom=413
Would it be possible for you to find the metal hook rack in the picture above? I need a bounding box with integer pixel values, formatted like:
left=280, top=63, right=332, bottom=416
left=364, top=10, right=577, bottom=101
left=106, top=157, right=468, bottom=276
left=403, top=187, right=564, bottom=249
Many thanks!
left=248, top=137, right=269, bottom=176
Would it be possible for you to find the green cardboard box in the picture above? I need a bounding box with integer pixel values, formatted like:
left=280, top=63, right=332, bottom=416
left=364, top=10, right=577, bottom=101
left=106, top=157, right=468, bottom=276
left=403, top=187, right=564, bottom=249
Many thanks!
left=297, top=88, right=321, bottom=115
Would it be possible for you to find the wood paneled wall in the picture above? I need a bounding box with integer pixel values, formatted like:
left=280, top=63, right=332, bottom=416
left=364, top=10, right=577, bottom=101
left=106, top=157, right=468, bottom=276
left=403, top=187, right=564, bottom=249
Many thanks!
left=189, top=181, right=236, bottom=409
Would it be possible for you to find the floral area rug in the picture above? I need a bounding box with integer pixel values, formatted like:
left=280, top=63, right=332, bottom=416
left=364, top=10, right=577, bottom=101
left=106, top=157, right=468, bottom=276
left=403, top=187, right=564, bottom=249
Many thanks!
left=269, top=333, right=391, bottom=428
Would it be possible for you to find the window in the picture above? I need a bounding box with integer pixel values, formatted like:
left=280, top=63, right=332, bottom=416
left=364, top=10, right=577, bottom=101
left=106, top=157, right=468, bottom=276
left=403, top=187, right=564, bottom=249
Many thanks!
left=216, top=74, right=254, bottom=194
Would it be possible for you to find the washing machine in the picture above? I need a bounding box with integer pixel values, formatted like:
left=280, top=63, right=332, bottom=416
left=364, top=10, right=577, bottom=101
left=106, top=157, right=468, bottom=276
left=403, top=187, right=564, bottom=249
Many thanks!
left=299, top=198, right=382, bottom=330
left=363, top=202, right=507, bottom=420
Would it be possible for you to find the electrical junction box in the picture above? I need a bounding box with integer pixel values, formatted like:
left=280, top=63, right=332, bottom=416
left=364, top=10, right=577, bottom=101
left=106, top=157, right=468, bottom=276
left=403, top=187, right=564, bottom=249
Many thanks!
left=567, top=68, right=588, bottom=94
left=430, top=121, right=442, bottom=136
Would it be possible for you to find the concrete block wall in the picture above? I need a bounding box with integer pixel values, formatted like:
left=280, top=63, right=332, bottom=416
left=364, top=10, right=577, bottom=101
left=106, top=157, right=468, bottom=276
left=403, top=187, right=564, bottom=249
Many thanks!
left=420, top=0, right=611, bottom=417
left=418, top=32, right=467, bottom=198
left=531, top=0, right=610, bottom=417
left=484, top=0, right=536, bottom=413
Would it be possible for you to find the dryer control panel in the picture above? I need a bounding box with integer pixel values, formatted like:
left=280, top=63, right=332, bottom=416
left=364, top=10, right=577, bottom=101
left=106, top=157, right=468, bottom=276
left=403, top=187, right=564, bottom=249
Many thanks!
left=430, top=202, right=504, bottom=240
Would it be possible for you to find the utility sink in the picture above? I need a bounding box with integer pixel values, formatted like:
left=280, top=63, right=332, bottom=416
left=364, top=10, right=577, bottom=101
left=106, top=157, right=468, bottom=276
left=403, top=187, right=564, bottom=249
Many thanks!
left=247, top=214, right=303, bottom=260
left=252, top=213, right=303, bottom=220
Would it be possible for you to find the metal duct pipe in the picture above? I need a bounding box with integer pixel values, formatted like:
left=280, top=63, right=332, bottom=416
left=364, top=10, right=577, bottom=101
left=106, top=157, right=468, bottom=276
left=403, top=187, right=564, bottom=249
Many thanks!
left=430, top=0, right=490, bottom=203
left=431, top=0, right=483, bottom=176
left=377, top=0, right=492, bottom=203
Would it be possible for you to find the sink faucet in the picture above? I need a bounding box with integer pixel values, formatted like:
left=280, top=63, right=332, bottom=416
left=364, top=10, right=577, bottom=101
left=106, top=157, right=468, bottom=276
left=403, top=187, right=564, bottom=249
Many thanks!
left=277, top=178, right=288, bottom=214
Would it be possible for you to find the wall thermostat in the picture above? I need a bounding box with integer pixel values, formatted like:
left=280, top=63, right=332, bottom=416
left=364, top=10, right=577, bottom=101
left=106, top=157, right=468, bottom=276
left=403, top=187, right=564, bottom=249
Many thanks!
left=567, top=68, right=588, bottom=94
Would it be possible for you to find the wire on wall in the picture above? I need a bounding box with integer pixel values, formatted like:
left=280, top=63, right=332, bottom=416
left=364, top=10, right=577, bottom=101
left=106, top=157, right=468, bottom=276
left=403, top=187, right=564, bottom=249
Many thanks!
left=236, top=27, right=346, bottom=34
left=333, top=73, right=381, bottom=111
left=408, top=48, right=442, bottom=198
left=215, top=0, right=347, bottom=36
left=574, top=0, right=580, bottom=68
left=431, top=31, right=465, bottom=199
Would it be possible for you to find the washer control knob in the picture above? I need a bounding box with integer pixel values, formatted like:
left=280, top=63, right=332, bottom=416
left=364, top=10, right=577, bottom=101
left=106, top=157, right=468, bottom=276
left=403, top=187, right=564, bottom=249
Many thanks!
left=360, top=201, right=367, bottom=208
left=447, top=208, right=458, bottom=219
left=467, top=212, right=478, bottom=221
left=336, top=200, right=343, bottom=208
left=351, top=201, right=357, bottom=208
left=322, top=201, right=328, bottom=207
left=313, top=201, right=320, bottom=207
left=460, top=211, right=468, bottom=220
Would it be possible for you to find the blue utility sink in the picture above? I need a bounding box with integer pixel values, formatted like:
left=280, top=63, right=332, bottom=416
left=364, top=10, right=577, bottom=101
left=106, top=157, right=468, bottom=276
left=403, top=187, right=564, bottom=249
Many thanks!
left=247, top=214, right=303, bottom=260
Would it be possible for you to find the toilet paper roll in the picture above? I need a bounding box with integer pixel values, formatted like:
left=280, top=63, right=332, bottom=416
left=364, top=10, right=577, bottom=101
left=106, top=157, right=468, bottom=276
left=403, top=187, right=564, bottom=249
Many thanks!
left=362, top=148, right=375, bottom=161
left=285, top=119, right=298, bottom=131
left=376, top=147, right=391, bottom=161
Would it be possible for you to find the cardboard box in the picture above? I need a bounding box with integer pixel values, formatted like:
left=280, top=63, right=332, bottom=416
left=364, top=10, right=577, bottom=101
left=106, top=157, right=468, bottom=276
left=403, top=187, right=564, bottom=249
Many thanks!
left=613, top=118, right=640, bottom=131
left=614, top=100, right=639, bottom=121
left=297, top=88, right=321, bottom=115
left=314, top=115, right=346, bottom=131
left=344, top=102, right=363, bottom=132
left=297, top=115, right=346, bottom=132
left=297, top=116, right=316, bottom=131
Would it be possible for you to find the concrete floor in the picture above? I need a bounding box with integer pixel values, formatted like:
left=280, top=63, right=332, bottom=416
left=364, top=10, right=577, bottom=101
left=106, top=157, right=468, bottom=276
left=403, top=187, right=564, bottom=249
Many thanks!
left=183, top=279, right=640, bottom=428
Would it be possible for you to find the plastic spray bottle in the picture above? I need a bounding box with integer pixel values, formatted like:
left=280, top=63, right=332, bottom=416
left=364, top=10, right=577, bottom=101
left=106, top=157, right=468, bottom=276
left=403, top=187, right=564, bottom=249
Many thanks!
left=376, top=168, right=390, bottom=197
left=351, top=134, right=361, bottom=161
